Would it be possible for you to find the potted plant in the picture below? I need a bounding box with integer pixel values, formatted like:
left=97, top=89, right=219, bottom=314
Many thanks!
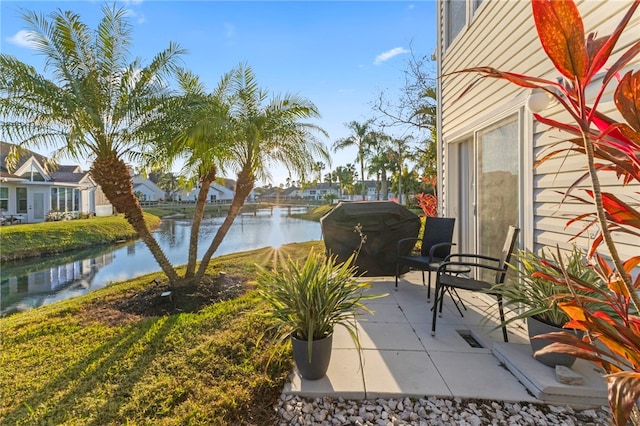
left=256, top=248, right=385, bottom=380
left=489, top=246, right=600, bottom=367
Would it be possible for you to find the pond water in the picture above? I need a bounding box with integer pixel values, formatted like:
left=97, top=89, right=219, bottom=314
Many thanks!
left=1, top=207, right=321, bottom=315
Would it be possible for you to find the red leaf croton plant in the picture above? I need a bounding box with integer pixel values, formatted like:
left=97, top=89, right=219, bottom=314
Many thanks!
left=450, top=1, right=640, bottom=424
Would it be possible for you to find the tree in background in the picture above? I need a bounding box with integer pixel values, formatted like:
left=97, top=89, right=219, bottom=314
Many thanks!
left=333, top=120, right=375, bottom=201
left=156, top=172, right=181, bottom=201
left=367, top=131, right=394, bottom=200
left=334, top=164, right=356, bottom=199
left=0, top=5, right=186, bottom=284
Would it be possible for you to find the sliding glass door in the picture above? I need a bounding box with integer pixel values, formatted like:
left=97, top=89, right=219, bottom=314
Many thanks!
left=476, top=115, right=520, bottom=263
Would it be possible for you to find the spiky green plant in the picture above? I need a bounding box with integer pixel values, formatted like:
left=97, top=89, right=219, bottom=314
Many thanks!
left=490, top=246, right=601, bottom=327
left=256, top=248, right=385, bottom=361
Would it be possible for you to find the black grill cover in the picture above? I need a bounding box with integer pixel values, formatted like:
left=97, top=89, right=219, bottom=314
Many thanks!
left=320, top=201, right=421, bottom=276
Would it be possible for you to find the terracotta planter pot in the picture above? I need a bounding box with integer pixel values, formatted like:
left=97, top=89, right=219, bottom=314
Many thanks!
left=291, top=333, right=333, bottom=380
left=527, top=316, right=576, bottom=368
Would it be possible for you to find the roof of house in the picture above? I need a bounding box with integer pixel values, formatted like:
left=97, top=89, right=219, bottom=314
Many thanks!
left=1, top=141, right=90, bottom=184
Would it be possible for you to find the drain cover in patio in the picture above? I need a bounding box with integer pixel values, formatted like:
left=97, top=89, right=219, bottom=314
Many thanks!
left=320, top=201, right=421, bottom=276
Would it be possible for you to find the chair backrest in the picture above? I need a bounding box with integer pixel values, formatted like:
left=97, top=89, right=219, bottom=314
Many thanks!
left=421, top=217, right=456, bottom=260
left=495, top=225, right=520, bottom=284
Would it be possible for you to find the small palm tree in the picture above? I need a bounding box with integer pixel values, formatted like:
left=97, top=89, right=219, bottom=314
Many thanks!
left=0, top=5, right=186, bottom=284
left=192, top=64, right=329, bottom=282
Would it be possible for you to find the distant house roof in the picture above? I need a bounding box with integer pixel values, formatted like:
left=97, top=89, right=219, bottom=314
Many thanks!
left=1, top=141, right=49, bottom=179
left=0, top=141, right=92, bottom=185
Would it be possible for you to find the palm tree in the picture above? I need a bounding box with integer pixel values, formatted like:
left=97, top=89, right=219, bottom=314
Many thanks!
left=0, top=5, right=185, bottom=284
left=193, top=64, right=329, bottom=282
left=388, top=135, right=413, bottom=204
left=158, top=69, right=234, bottom=282
left=313, top=161, right=326, bottom=185
left=334, top=164, right=356, bottom=199
left=156, top=172, right=180, bottom=201
left=366, top=131, right=393, bottom=200
left=333, top=120, right=374, bottom=200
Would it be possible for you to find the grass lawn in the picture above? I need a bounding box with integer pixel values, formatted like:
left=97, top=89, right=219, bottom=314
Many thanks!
left=0, top=241, right=322, bottom=425
left=0, top=214, right=161, bottom=261
left=290, top=204, right=334, bottom=222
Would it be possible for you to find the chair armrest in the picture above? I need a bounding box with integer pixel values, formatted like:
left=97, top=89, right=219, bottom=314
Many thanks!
left=436, top=260, right=504, bottom=275
left=396, top=237, right=421, bottom=255
left=444, top=253, right=501, bottom=264
left=428, top=242, right=456, bottom=261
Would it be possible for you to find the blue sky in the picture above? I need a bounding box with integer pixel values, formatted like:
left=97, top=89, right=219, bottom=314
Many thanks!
left=1, top=0, right=437, bottom=186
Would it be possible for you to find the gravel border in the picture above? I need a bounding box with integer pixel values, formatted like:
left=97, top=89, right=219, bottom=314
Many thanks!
left=275, top=394, right=612, bottom=425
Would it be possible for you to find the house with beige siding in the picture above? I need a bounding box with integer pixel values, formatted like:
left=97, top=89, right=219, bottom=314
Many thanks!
left=436, top=0, right=640, bottom=260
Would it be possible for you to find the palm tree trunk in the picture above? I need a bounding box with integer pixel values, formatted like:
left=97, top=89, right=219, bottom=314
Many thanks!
left=381, top=170, right=388, bottom=201
left=90, top=154, right=179, bottom=285
left=184, top=168, right=216, bottom=281
left=360, top=159, right=366, bottom=201
left=194, top=167, right=254, bottom=282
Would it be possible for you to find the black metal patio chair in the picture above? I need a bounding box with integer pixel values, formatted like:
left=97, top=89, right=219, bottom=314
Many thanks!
left=431, top=225, right=520, bottom=342
left=395, top=217, right=456, bottom=302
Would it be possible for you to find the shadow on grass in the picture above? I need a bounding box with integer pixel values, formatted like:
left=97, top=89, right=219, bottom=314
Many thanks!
left=4, top=315, right=178, bottom=424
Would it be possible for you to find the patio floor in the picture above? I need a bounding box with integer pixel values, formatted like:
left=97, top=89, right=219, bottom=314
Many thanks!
left=283, top=271, right=608, bottom=408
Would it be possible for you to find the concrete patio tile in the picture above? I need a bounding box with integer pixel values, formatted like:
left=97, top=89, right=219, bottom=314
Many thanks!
left=361, top=349, right=452, bottom=399
left=285, top=348, right=366, bottom=399
left=397, top=303, right=436, bottom=325
left=362, top=301, right=408, bottom=323
left=466, top=324, right=529, bottom=350
left=358, top=281, right=395, bottom=298
left=332, top=324, right=359, bottom=349
left=428, top=351, right=539, bottom=403
left=413, top=321, right=492, bottom=354
left=357, top=321, right=424, bottom=351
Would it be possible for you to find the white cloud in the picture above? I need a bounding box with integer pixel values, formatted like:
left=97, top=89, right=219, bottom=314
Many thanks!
left=7, top=30, right=37, bottom=49
left=373, top=47, right=409, bottom=65
left=223, top=23, right=235, bottom=38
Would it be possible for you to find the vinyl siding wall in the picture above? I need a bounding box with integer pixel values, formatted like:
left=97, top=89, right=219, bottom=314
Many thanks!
left=438, top=0, right=640, bottom=257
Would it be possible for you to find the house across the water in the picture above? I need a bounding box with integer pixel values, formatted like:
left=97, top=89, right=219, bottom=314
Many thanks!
left=0, top=142, right=113, bottom=223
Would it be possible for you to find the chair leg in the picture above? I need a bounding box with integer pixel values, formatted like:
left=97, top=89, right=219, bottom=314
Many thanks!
left=395, top=263, right=399, bottom=290
left=431, top=281, right=440, bottom=336
left=438, top=285, right=445, bottom=317
left=498, top=295, right=508, bottom=343
left=427, top=271, right=431, bottom=303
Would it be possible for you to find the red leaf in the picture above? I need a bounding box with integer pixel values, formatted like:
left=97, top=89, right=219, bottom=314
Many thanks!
left=531, top=0, right=588, bottom=83
left=615, top=71, right=640, bottom=133
left=606, top=371, right=640, bottom=426
left=586, top=1, right=640, bottom=83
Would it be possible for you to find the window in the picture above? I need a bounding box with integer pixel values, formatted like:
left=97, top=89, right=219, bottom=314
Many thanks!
left=446, top=0, right=466, bottom=48
left=51, top=188, right=58, bottom=210
left=0, top=187, right=7, bottom=211
left=16, top=187, right=27, bottom=213
left=473, top=0, right=484, bottom=14
left=73, top=188, right=79, bottom=211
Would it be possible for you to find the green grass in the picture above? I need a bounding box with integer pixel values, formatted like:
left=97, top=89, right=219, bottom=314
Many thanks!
left=290, top=204, right=334, bottom=222
left=0, top=241, right=322, bottom=425
left=0, top=214, right=161, bottom=261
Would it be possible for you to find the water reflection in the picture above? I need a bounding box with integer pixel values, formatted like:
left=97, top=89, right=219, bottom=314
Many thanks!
left=1, top=208, right=320, bottom=315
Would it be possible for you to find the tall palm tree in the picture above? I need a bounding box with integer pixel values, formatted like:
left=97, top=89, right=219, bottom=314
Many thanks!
left=333, top=120, right=374, bottom=201
left=193, top=64, right=329, bottom=282
left=0, top=5, right=185, bottom=284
